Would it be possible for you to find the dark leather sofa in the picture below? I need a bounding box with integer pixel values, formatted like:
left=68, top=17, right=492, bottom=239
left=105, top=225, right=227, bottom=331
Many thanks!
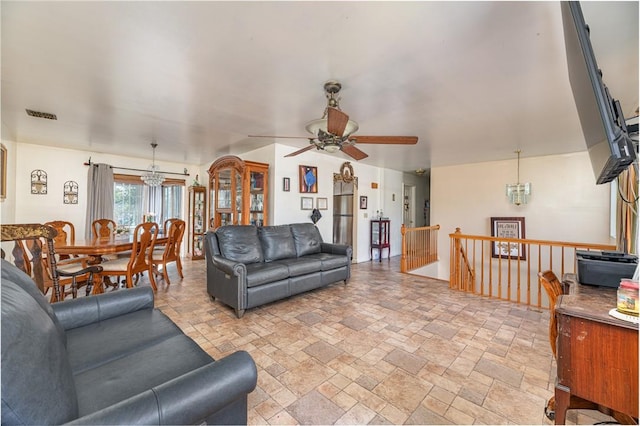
left=205, top=223, right=352, bottom=318
left=1, top=259, right=257, bottom=425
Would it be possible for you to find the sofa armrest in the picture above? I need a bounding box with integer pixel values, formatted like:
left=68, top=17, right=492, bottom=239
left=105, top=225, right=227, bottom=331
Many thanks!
left=321, top=242, right=353, bottom=258
left=65, top=351, right=258, bottom=425
left=211, top=255, right=247, bottom=277
left=52, top=287, right=155, bottom=330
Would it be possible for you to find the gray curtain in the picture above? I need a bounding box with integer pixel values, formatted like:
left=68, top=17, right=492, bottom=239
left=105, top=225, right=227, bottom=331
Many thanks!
left=85, top=163, right=114, bottom=239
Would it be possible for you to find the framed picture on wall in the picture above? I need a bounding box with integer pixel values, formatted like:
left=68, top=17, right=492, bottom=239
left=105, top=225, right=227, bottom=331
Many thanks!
left=359, top=196, right=368, bottom=209
left=491, top=217, right=526, bottom=260
left=316, top=197, right=328, bottom=210
left=283, top=177, right=290, bottom=192
left=301, top=197, right=313, bottom=210
left=299, top=165, right=318, bottom=193
left=0, top=144, right=6, bottom=200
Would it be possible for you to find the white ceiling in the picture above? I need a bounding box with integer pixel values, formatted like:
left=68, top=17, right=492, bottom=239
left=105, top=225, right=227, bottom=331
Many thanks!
left=1, top=1, right=638, bottom=173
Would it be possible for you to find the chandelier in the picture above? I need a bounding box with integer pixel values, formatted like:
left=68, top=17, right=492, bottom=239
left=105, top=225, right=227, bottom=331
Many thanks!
left=506, top=150, right=531, bottom=205
left=141, top=142, right=165, bottom=187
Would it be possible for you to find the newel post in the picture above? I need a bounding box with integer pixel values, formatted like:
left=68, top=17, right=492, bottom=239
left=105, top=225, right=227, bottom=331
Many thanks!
left=400, top=224, right=407, bottom=273
left=450, top=227, right=462, bottom=289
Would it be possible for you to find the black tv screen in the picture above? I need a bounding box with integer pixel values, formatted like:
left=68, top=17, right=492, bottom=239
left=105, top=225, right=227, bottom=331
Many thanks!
left=561, top=1, right=636, bottom=184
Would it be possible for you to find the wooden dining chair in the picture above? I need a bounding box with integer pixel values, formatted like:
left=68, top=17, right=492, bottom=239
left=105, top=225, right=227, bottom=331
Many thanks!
left=44, top=220, right=76, bottom=259
left=92, top=218, right=117, bottom=238
left=1, top=224, right=102, bottom=302
left=162, top=218, right=180, bottom=235
left=152, top=219, right=185, bottom=285
left=538, top=271, right=636, bottom=424
left=99, top=222, right=159, bottom=291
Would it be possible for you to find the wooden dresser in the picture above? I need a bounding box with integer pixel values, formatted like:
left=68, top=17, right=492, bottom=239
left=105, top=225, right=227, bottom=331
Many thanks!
left=555, top=274, right=638, bottom=424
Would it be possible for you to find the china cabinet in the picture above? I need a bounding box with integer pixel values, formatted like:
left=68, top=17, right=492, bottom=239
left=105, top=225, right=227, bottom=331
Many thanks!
left=208, top=156, right=269, bottom=228
left=370, top=219, right=390, bottom=262
left=187, top=185, right=207, bottom=259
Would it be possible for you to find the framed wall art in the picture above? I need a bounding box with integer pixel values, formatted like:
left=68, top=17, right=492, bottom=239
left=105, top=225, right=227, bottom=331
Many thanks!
left=299, top=165, right=318, bottom=193
left=0, top=144, right=6, bottom=200
left=31, top=169, right=47, bottom=194
left=491, top=217, right=526, bottom=260
left=283, top=177, right=290, bottom=192
left=63, top=180, right=79, bottom=204
left=316, top=197, right=328, bottom=210
left=359, top=196, right=368, bottom=209
left=301, top=196, right=313, bottom=210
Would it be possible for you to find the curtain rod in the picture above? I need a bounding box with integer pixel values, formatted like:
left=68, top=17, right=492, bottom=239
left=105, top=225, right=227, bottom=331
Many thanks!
left=83, top=158, right=190, bottom=177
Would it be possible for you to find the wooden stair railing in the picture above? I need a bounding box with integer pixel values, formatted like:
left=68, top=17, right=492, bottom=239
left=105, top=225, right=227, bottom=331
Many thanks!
left=401, top=224, right=440, bottom=272
left=448, top=227, right=616, bottom=309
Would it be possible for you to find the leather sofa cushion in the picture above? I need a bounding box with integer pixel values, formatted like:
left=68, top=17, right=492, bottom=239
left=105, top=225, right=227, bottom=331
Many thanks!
left=273, top=257, right=322, bottom=277
left=290, top=223, right=323, bottom=257
left=1, top=269, right=79, bottom=425
left=258, top=225, right=297, bottom=262
left=66, top=309, right=184, bottom=374
left=74, top=334, right=213, bottom=416
left=245, top=262, right=289, bottom=288
left=305, top=252, right=351, bottom=271
left=1, top=259, right=66, bottom=345
left=216, top=225, right=264, bottom=264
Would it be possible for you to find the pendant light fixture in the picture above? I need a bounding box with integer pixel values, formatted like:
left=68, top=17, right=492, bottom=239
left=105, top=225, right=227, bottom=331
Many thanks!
left=141, top=142, right=165, bottom=187
left=506, top=150, right=531, bottom=205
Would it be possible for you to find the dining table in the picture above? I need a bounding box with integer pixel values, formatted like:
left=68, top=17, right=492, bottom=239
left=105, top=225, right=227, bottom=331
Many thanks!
left=56, top=232, right=168, bottom=263
left=55, top=233, right=168, bottom=293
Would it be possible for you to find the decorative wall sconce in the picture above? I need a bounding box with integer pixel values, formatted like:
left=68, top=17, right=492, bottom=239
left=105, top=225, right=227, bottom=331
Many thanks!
left=505, top=150, right=531, bottom=205
left=31, top=169, right=47, bottom=194
left=63, top=180, right=78, bottom=204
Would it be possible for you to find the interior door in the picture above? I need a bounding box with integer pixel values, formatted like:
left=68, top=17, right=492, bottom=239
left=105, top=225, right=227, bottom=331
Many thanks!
left=402, top=184, right=415, bottom=227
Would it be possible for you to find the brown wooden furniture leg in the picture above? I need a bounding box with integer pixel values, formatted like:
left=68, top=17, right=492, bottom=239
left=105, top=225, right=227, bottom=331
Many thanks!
left=554, top=385, right=570, bottom=425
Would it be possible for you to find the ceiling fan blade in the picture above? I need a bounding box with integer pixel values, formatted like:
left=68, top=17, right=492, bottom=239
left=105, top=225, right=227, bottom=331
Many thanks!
left=248, top=135, right=307, bottom=139
left=284, top=145, right=316, bottom=157
left=350, top=136, right=418, bottom=145
left=327, top=107, right=349, bottom=137
left=340, top=144, right=369, bottom=161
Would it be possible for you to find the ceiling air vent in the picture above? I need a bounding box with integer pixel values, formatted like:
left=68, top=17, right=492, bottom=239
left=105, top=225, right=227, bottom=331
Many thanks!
left=25, top=109, right=57, bottom=120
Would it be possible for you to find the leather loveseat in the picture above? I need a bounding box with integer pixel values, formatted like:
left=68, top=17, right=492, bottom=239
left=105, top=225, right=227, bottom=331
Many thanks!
left=205, top=223, right=352, bottom=318
left=1, top=259, right=257, bottom=425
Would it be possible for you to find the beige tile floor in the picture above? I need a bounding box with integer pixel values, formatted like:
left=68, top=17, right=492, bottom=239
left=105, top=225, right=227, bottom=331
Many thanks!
left=149, top=256, right=617, bottom=425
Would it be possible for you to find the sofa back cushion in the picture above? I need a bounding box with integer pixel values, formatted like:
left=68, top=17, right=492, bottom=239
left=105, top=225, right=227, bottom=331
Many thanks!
left=1, top=263, right=79, bottom=425
left=216, top=225, right=264, bottom=264
left=1, top=259, right=66, bottom=344
left=258, top=225, right=297, bottom=262
left=290, top=223, right=323, bottom=257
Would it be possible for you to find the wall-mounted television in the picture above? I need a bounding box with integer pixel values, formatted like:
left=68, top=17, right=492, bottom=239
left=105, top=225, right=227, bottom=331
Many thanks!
left=561, top=1, right=636, bottom=184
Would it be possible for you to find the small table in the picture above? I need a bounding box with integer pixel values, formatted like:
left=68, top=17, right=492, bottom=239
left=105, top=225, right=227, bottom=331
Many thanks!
left=554, top=274, right=639, bottom=424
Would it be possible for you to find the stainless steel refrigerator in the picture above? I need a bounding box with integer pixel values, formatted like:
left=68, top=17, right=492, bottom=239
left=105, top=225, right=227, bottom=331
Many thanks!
left=333, top=180, right=354, bottom=246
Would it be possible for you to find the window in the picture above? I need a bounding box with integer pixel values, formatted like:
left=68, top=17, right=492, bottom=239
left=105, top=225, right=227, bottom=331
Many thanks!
left=114, top=174, right=184, bottom=229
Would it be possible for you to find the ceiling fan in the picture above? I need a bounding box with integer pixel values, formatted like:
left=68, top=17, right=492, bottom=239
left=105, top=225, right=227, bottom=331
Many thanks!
left=249, top=81, right=418, bottom=160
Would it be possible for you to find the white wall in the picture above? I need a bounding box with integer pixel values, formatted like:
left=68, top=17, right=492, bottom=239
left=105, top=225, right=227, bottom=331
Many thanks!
left=6, top=142, right=199, bottom=238
left=237, top=143, right=405, bottom=263
left=6, top=140, right=609, bottom=275
left=431, top=151, right=612, bottom=280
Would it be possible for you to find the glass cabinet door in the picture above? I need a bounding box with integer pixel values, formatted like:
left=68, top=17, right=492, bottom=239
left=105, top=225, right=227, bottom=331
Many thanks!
left=208, top=155, right=269, bottom=228
left=249, top=170, right=266, bottom=226
left=187, top=185, right=206, bottom=260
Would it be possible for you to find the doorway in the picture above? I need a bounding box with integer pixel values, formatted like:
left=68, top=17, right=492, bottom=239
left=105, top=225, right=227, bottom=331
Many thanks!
left=402, top=184, right=415, bottom=227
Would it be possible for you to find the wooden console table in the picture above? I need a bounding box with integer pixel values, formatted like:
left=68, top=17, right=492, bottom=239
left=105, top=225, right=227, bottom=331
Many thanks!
left=555, top=274, right=638, bottom=424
